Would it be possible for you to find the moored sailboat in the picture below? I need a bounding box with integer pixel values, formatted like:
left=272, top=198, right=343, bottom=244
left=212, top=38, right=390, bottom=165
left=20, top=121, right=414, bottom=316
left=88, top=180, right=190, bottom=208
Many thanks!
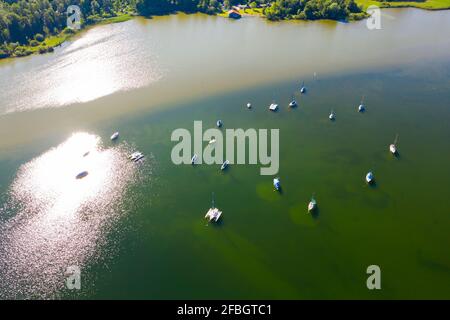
left=366, top=171, right=374, bottom=184
left=390, top=134, right=399, bottom=155
left=308, top=195, right=317, bottom=213
left=205, top=193, right=222, bottom=223
left=273, top=177, right=281, bottom=191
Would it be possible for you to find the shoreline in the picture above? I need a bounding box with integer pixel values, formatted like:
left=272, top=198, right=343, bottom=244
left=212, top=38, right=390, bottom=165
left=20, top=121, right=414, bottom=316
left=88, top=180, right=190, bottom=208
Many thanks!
left=357, top=0, right=450, bottom=10
left=0, top=14, right=134, bottom=61
left=1, top=2, right=449, bottom=62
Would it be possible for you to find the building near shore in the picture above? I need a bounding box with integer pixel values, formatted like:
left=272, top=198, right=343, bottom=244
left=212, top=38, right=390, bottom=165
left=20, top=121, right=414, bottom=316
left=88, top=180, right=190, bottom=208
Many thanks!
left=228, top=9, right=242, bottom=19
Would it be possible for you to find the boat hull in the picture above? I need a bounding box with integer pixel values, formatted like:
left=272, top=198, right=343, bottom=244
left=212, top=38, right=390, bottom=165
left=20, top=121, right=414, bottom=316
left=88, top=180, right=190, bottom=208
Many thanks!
left=76, top=171, right=88, bottom=179
left=221, top=161, right=229, bottom=170
left=273, top=178, right=281, bottom=191
left=390, top=144, right=397, bottom=154
left=110, top=132, right=119, bottom=141
left=366, top=172, right=374, bottom=184
left=205, top=208, right=222, bottom=222
left=269, top=104, right=278, bottom=111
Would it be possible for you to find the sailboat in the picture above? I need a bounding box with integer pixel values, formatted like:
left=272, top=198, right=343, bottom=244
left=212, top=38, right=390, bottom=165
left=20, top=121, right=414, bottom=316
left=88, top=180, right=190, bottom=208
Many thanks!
left=329, top=110, right=336, bottom=120
left=289, top=96, right=297, bottom=108
left=300, top=81, right=306, bottom=94
left=205, top=193, right=222, bottom=223
left=247, top=102, right=252, bottom=109
left=273, top=177, right=281, bottom=191
left=308, top=195, right=317, bottom=213
left=390, top=134, right=399, bottom=155
left=129, top=151, right=144, bottom=162
left=358, top=96, right=365, bottom=112
left=110, top=131, right=119, bottom=141
left=269, top=101, right=278, bottom=111
left=221, top=160, right=230, bottom=170
left=366, top=171, right=374, bottom=184
left=191, top=154, right=198, bottom=165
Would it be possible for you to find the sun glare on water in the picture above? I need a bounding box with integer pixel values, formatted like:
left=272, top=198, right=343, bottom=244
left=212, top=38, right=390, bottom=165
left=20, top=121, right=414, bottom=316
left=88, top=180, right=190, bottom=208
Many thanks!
left=0, top=132, right=139, bottom=299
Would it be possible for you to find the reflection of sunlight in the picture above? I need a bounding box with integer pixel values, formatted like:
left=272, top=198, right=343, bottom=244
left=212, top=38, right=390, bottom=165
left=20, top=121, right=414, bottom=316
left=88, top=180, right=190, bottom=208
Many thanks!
left=53, top=59, right=118, bottom=104
left=2, top=24, right=164, bottom=112
left=25, top=133, right=111, bottom=219
left=0, top=132, right=139, bottom=299
left=47, top=25, right=163, bottom=107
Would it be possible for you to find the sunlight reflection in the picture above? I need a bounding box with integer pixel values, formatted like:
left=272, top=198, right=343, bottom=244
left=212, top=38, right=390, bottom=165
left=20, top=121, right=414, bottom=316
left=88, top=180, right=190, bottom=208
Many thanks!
left=0, top=132, right=140, bottom=299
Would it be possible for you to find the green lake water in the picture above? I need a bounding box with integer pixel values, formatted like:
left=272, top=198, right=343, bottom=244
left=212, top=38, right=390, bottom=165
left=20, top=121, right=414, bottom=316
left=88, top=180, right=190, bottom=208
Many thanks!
left=0, top=10, right=450, bottom=299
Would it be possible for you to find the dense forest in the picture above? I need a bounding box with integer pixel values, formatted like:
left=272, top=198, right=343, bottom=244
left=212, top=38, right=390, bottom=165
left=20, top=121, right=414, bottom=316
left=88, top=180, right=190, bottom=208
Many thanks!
left=0, top=0, right=135, bottom=57
left=0, top=0, right=364, bottom=59
left=264, top=0, right=365, bottom=21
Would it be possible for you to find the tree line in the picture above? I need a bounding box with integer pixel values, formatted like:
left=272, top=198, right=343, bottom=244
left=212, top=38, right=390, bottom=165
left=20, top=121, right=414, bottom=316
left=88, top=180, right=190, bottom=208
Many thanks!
left=0, top=0, right=365, bottom=59
left=264, top=0, right=365, bottom=21
left=0, top=0, right=137, bottom=57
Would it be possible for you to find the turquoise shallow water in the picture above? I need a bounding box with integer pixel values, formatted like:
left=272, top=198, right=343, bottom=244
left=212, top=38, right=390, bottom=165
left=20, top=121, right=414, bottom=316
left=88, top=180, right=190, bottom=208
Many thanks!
left=1, top=11, right=450, bottom=299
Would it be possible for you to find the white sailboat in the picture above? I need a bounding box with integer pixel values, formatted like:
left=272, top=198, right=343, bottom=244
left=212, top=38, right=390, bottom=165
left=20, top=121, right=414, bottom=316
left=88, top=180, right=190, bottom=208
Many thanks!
left=366, top=171, right=374, bottom=184
left=221, top=160, right=230, bottom=170
left=300, top=81, right=306, bottom=94
left=110, top=131, right=119, bottom=141
left=205, top=193, right=222, bottom=223
left=191, top=154, right=198, bottom=165
left=273, top=177, right=281, bottom=191
left=308, top=196, right=317, bottom=212
left=269, top=102, right=278, bottom=111
left=358, top=96, right=365, bottom=112
left=289, top=97, right=297, bottom=108
left=129, top=151, right=144, bottom=162
left=390, top=134, right=399, bottom=155
left=247, top=102, right=252, bottom=109
left=329, top=110, right=336, bottom=120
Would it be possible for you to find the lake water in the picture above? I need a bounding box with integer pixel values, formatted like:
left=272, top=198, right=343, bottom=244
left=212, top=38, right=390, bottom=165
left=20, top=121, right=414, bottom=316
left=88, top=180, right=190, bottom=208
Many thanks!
left=0, top=9, right=450, bottom=299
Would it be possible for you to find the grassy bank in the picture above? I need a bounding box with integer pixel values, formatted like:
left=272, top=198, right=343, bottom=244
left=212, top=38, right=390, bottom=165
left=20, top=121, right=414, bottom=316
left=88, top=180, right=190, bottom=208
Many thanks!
left=96, top=13, right=134, bottom=25
left=356, top=0, right=450, bottom=10
left=0, top=14, right=133, bottom=60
